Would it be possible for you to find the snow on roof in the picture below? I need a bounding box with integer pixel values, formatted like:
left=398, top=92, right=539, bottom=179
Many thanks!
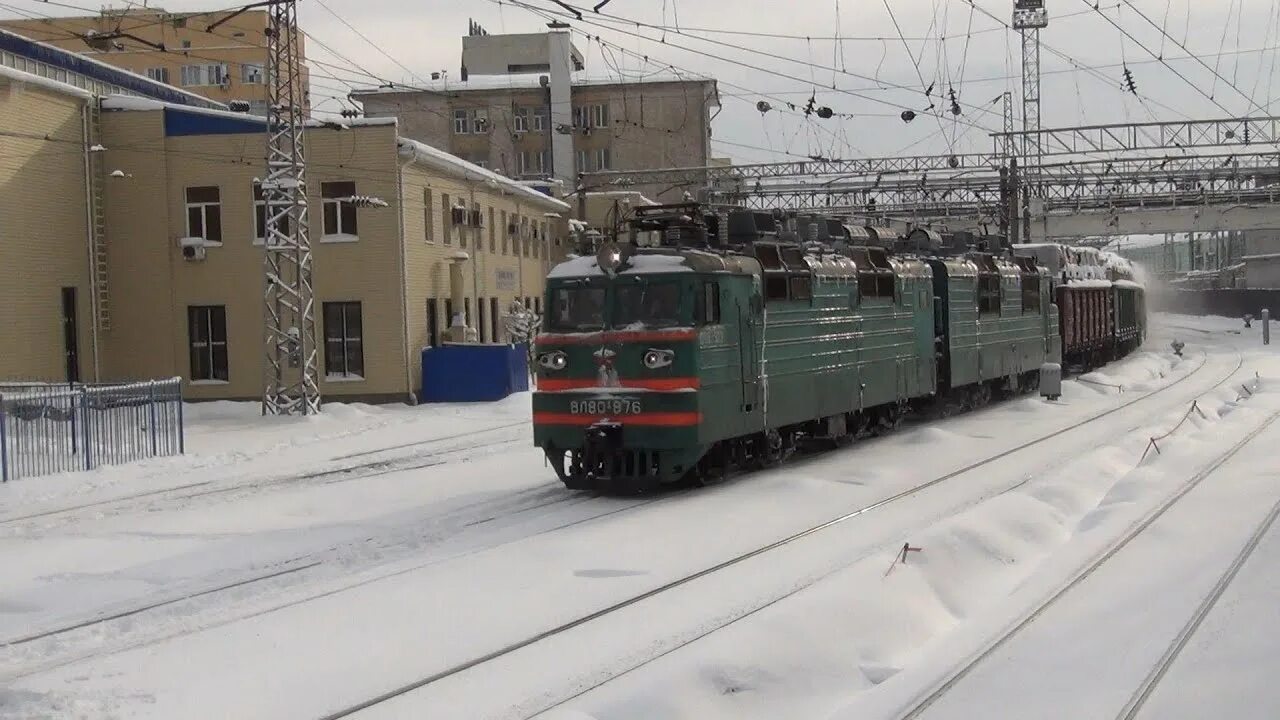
left=102, top=97, right=401, bottom=131
left=351, top=71, right=714, bottom=96
left=396, top=137, right=569, bottom=213
left=547, top=252, right=693, bottom=279
left=0, top=28, right=220, bottom=108
left=102, top=94, right=267, bottom=124
left=0, top=63, right=94, bottom=101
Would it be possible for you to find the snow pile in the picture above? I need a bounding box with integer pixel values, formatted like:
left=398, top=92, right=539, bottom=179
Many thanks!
left=547, top=347, right=1272, bottom=720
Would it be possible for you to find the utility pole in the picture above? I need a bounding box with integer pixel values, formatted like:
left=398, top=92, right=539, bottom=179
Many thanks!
left=261, top=0, right=320, bottom=415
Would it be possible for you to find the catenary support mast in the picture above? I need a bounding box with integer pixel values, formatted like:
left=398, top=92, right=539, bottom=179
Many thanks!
left=262, top=0, right=320, bottom=415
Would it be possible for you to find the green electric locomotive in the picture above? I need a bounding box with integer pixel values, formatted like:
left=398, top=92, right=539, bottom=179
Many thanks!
left=532, top=205, right=1060, bottom=492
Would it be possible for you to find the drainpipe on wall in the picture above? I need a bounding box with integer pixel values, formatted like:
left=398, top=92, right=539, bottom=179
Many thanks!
left=396, top=149, right=416, bottom=404
left=80, top=101, right=101, bottom=382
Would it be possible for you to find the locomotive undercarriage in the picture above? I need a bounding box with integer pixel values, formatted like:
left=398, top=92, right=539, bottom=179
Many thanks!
left=547, top=373, right=1046, bottom=493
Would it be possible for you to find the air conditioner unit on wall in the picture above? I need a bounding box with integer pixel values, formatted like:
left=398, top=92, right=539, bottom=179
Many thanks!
left=177, top=236, right=206, bottom=261
left=451, top=206, right=467, bottom=225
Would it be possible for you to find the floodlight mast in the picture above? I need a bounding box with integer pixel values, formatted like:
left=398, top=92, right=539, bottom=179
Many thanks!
left=1013, top=0, right=1048, bottom=240
left=262, top=0, right=320, bottom=416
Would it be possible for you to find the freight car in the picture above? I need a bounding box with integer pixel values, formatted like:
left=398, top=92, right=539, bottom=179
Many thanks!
left=1012, top=244, right=1147, bottom=368
left=532, top=205, right=1061, bottom=492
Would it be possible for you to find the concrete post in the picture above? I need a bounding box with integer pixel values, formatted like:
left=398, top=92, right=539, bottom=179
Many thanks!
left=448, top=252, right=469, bottom=343
left=1264, top=308, right=1271, bottom=345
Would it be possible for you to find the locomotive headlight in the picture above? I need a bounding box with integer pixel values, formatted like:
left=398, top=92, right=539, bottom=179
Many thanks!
left=538, top=351, right=568, bottom=371
left=643, top=348, right=674, bottom=370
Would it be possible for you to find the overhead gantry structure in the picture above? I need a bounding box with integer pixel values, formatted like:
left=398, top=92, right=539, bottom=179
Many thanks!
left=579, top=115, right=1280, bottom=241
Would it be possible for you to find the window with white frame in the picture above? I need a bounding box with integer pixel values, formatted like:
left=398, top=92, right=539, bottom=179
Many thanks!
left=453, top=109, right=469, bottom=134
left=320, top=181, right=358, bottom=239
left=323, top=301, right=364, bottom=379
left=179, top=64, right=228, bottom=86
left=145, top=67, right=170, bottom=84
left=532, top=106, right=548, bottom=132
left=595, top=147, right=611, bottom=171
left=240, top=63, right=264, bottom=84
left=185, top=186, right=222, bottom=243
left=589, top=103, right=609, bottom=128
left=518, top=151, right=534, bottom=176
left=576, top=150, right=591, bottom=173
left=571, top=106, right=585, bottom=129
left=253, top=183, right=290, bottom=243
left=471, top=108, right=489, bottom=133
left=188, top=305, right=228, bottom=382
left=513, top=107, right=530, bottom=133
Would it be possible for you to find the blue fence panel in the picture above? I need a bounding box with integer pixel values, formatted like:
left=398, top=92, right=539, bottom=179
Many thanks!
left=421, top=344, right=529, bottom=403
left=0, top=378, right=184, bottom=482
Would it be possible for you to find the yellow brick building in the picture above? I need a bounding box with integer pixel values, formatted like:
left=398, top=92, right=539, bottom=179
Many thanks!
left=0, top=7, right=304, bottom=114
left=1, top=64, right=569, bottom=403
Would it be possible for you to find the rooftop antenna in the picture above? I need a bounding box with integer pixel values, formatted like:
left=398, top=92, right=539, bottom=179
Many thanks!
left=262, top=0, right=320, bottom=415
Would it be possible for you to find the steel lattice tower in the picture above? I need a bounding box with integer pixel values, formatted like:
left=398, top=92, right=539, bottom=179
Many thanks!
left=1013, top=1, right=1048, bottom=165
left=262, top=0, right=320, bottom=415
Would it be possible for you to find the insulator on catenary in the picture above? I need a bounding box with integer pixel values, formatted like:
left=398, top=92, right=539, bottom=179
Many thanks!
left=756, top=100, right=773, bottom=114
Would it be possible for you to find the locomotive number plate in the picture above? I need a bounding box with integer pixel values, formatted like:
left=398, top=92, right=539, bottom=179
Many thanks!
left=569, top=399, right=641, bottom=415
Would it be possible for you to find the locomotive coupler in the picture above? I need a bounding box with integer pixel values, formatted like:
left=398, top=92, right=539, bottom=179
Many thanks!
left=583, top=421, right=623, bottom=479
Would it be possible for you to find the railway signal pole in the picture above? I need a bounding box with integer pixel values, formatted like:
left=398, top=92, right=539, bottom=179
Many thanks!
left=261, top=0, right=320, bottom=415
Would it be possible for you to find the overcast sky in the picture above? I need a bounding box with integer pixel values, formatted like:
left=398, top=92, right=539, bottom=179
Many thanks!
left=7, top=0, right=1279, bottom=163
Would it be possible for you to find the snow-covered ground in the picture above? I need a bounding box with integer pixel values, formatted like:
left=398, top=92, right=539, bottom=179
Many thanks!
left=0, top=313, right=1276, bottom=720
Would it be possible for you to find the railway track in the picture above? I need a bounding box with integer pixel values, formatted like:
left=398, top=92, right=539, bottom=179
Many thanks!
left=0, top=346, right=1228, bottom=707
left=0, top=421, right=529, bottom=528
left=897, top=408, right=1280, bottom=720
left=309, top=347, right=1239, bottom=720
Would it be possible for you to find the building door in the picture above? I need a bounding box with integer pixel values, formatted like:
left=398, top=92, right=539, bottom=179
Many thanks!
left=426, top=298, right=439, bottom=347
left=490, top=298, right=500, bottom=343
left=61, top=287, right=80, bottom=383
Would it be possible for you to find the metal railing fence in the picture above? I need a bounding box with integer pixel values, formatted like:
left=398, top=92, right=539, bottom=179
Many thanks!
left=0, top=378, right=184, bottom=481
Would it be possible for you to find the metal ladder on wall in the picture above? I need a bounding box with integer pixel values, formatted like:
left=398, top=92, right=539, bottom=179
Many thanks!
left=88, top=100, right=110, bottom=331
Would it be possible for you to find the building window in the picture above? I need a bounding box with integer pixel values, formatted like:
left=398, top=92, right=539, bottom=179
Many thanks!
left=595, top=147, right=611, bottom=171
left=472, top=157, right=489, bottom=169
left=518, top=151, right=535, bottom=176
left=188, top=305, right=228, bottom=382
left=501, top=210, right=508, bottom=254
left=180, top=63, right=228, bottom=86
left=453, top=109, right=469, bottom=134
left=589, top=103, right=609, bottom=128
left=323, top=301, right=364, bottom=379
left=471, top=108, right=489, bottom=134
left=576, top=150, right=590, bottom=173
left=240, top=63, right=264, bottom=84
left=513, top=107, right=530, bottom=133
left=442, top=193, right=452, bottom=245
left=253, top=183, right=290, bottom=243
left=320, top=181, right=358, bottom=239
left=521, top=217, right=530, bottom=257
left=478, top=298, right=488, bottom=343
left=423, top=189, right=434, bottom=243
left=488, top=207, right=496, bottom=253
left=426, top=298, right=440, bottom=347
left=145, top=67, right=170, bottom=84
left=185, top=186, right=222, bottom=243
left=490, top=297, right=500, bottom=343
left=532, top=106, right=548, bottom=132
left=572, top=106, right=585, bottom=129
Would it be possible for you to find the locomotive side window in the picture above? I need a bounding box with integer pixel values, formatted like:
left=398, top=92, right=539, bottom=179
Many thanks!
left=549, top=286, right=605, bottom=332
left=614, top=283, right=681, bottom=328
left=1021, top=273, right=1041, bottom=313
left=789, top=275, right=813, bottom=301
left=977, top=274, right=1002, bottom=315
left=699, top=282, right=721, bottom=324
